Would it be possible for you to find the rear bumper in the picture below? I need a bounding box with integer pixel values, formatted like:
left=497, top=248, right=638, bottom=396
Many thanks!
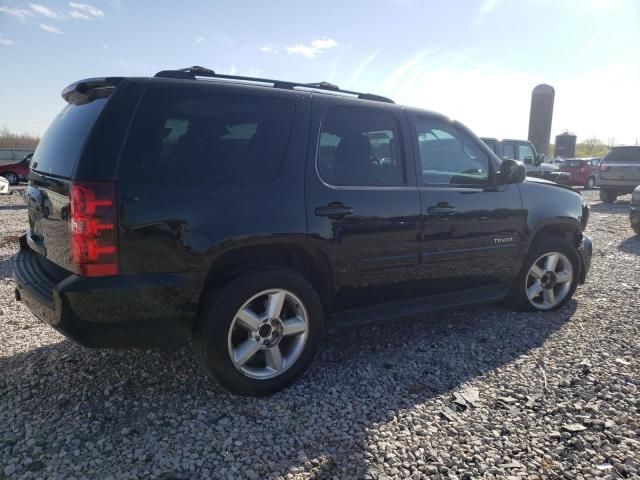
left=577, top=234, right=593, bottom=284
left=13, top=236, right=200, bottom=348
left=597, top=178, right=639, bottom=193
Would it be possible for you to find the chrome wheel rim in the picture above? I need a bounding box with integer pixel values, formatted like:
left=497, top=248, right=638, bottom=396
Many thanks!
left=586, top=178, right=595, bottom=188
left=227, top=289, right=309, bottom=380
left=526, top=252, right=573, bottom=310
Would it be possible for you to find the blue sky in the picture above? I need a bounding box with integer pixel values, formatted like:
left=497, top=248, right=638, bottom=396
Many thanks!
left=1, top=0, right=639, bottom=144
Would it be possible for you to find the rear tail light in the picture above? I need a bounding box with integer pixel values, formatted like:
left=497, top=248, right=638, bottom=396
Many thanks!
left=600, top=164, right=610, bottom=172
left=70, top=181, right=118, bottom=277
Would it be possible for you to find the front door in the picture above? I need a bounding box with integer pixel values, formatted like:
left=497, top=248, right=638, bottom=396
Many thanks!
left=306, top=101, right=421, bottom=311
left=410, top=116, right=526, bottom=294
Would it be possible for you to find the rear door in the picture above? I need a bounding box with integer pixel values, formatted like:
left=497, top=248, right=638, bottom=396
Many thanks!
left=26, top=97, right=111, bottom=270
left=306, top=98, right=421, bottom=311
left=25, top=78, right=140, bottom=272
left=410, top=115, right=525, bottom=293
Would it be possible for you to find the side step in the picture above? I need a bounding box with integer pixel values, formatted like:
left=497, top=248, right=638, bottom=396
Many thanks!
left=327, top=284, right=508, bottom=330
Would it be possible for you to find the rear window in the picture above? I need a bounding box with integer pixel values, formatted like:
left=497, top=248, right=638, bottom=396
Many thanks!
left=563, top=160, right=585, bottom=167
left=603, top=147, right=640, bottom=164
left=118, top=88, right=295, bottom=183
left=31, top=98, right=108, bottom=177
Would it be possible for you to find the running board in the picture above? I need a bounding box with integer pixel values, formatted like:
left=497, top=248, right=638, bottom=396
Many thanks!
left=327, top=284, right=508, bottom=330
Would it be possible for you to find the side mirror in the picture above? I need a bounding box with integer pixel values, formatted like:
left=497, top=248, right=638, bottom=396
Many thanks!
left=498, top=159, right=527, bottom=184
left=534, top=153, right=544, bottom=165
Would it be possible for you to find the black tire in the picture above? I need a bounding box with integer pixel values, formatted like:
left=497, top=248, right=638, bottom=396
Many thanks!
left=503, top=239, right=580, bottom=312
left=193, top=265, right=324, bottom=396
left=600, top=189, right=617, bottom=203
left=584, top=177, right=596, bottom=189
left=1, top=172, right=18, bottom=186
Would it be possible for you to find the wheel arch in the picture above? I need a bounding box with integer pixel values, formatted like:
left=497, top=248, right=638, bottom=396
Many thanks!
left=527, top=220, right=583, bottom=251
left=197, top=243, right=334, bottom=322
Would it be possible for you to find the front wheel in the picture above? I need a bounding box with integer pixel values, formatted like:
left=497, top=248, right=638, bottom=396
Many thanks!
left=503, top=239, right=580, bottom=312
left=600, top=189, right=617, bottom=203
left=1, top=172, right=19, bottom=186
left=193, top=266, right=323, bottom=396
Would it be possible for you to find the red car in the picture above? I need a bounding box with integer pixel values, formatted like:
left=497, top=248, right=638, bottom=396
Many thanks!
left=0, top=153, right=32, bottom=185
left=557, top=157, right=601, bottom=189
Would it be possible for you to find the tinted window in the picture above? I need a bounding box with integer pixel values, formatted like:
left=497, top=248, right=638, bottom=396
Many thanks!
left=482, top=139, right=498, bottom=154
left=604, top=147, right=640, bottom=163
left=518, top=144, right=535, bottom=164
left=32, top=98, right=108, bottom=177
left=416, top=119, right=489, bottom=186
left=317, top=108, right=405, bottom=186
left=118, top=88, right=295, bottom=183
left=501, top=143, right=516, bottom=159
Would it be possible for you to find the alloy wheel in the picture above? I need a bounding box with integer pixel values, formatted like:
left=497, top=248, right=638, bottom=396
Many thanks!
left=227, top=289, right=309, bottom=380
left=525, top=252, right=573, bottom=310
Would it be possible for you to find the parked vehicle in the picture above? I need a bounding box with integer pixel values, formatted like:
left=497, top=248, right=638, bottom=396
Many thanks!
left=631, top=185, right=640, bottom=235
left=0, top=148, right=34, bottom=167
left=480, top=137, right=569, bottom=183
left=0, top=153, right=32, bottom=185
left=14, top=67, right=593, bottom=396
left=598, top=146, right=640, bottom=203
left=0, top=176, right=9, bottom=195
left=556, top=157, right=601, bottom=189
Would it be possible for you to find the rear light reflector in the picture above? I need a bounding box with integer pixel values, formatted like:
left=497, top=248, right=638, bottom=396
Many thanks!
left=70, top=182, right=118, bottom=277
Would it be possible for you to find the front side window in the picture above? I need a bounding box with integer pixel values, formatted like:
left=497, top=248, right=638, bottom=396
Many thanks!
left=415, top=118, right=490, bottom=187
left=119, top=88, right=295, bottom=184
left=317, top=107, right=405, bottom=187
left=518, top=144, right=535, bottom=164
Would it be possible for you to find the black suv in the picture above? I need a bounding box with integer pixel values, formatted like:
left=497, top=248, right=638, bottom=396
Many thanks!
left=14, top=67, right=593, bottom=396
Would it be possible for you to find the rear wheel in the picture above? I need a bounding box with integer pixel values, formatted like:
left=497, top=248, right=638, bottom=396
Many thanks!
left=600, top=189, right=617, bottom=203
left=504, top=239, right=580, bottom=312
left=1, top=172, right=19, bottom=186
left=584, top=176, right=596, bottom=189
left=193, top=266, right=323, bottom=396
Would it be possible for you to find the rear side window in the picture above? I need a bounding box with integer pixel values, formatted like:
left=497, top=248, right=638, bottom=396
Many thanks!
left=32, top=98, right=108, bottom=177
left=317, top=107, right=405, bottom=187
left=603, top=147, right=640, bottom=163
left=118, top=88, right=295, bottom=183
left=501, top=143, right=516, bottom=159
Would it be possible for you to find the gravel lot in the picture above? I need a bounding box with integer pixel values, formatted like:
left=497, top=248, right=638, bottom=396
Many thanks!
left=1, top=187, right=638, bottom=480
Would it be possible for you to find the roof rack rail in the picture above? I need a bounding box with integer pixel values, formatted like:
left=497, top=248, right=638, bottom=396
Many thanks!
left=153, top=66, right=394, bottom=104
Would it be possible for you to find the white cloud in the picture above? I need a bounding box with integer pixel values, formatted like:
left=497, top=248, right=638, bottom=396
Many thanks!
left=195, top=36, right=205, bottom=43
left=311, top=38, right=338, bottom=50
left=30, top=4, right=62, bottom=18
left=39, top=23, right=62, bottom=34
left=0, top=36, right=16, bottom=45
left=0, top=6, right=33, bottom=18
left=69, top=10, right=90, bottom=19
left=260, top=45, right=277, bottom=53
left=101, top=42, right=108, bottom=48
left=286, top=37, right=339, bottom=58
left=69, top=2, right=104, bottom=17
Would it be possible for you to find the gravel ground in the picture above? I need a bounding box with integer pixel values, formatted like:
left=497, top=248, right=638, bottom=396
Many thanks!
left=1, top=187, right=639, bottom=480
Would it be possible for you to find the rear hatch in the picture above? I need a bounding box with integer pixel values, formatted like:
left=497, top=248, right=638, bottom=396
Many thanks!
left=26, top=78, right=124, bottom=275
left=599, top=147, right=640, bottom=182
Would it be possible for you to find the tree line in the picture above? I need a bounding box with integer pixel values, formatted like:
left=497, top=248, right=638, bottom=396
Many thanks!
left=0, top=127, right=40, bottom=150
